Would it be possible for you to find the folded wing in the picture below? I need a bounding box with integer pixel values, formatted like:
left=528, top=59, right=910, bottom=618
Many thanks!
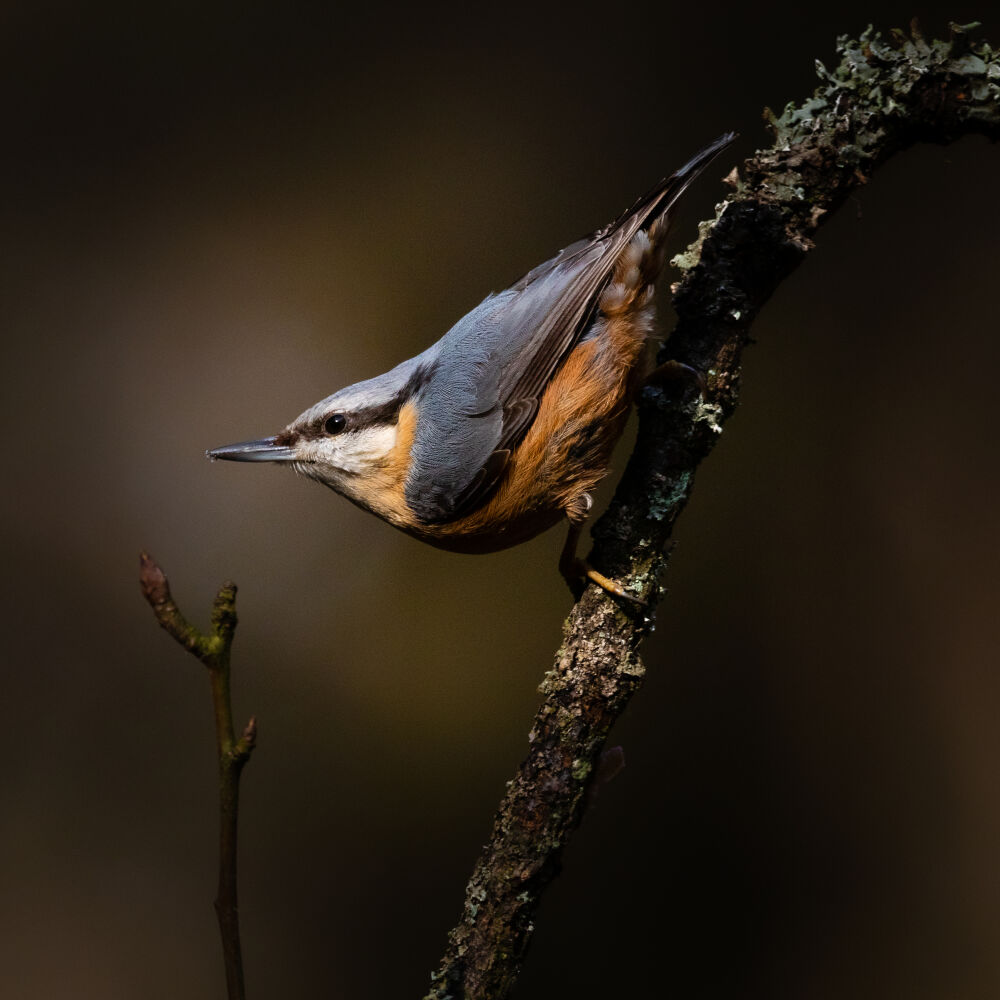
left=405, top=132, right=737, bottom=525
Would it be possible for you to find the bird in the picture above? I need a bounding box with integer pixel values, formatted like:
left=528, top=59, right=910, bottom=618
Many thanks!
left=209, top=133, right=736, bottom=601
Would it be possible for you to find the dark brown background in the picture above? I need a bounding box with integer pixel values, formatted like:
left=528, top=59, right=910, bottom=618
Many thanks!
left=2, top=2, right=998, bottom=997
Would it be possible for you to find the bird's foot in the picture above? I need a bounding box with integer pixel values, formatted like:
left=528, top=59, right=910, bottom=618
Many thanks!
left=561, top=557, right=645, bottom=606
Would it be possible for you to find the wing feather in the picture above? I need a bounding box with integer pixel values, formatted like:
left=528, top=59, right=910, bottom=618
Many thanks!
left=405, top=133, right=737, bottom=524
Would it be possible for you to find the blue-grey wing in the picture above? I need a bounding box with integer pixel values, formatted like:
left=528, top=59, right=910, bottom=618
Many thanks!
left=405, top=132, right=737, bottom=525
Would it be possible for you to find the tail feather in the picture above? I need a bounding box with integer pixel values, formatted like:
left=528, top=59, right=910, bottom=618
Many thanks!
left=595, top=131, right=738, bottom=246
left=598, top=132, right=738, bottom=317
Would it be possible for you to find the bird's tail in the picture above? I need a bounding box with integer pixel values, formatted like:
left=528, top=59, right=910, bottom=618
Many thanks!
left=598, top=131, right=738, bottom=246
left=598, top=132, right=737, bottom=317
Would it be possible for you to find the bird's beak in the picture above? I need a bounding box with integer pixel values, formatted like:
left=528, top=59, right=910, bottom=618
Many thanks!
left=207, top=437, right=297, bottom=463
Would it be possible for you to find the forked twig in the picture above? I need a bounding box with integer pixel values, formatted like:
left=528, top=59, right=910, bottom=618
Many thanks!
left=139, top=553, right=256, bottom=1000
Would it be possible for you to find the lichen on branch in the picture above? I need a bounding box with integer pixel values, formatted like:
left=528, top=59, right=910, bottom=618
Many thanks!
left=427, top=22, right=999, bottom=1000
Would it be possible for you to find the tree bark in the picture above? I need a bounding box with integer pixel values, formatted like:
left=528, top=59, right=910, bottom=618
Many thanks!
left=427, top=22, right=1000, bottom=1000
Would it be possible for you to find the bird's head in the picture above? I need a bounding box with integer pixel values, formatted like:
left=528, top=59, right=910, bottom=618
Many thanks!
left=208, top=360, right=429, bottom=520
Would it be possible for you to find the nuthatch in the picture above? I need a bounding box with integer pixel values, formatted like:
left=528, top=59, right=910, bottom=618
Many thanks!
left=209, top=133, right=735, bottom=600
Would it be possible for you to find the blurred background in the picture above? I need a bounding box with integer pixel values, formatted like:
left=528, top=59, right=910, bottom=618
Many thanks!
left=1, top=2, right=998, bottom=998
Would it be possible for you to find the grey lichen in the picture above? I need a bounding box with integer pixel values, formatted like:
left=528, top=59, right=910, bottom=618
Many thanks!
left=671, top=209, right=730, bottom=275
left=671, top=23, right=1000, bottom=286
left=647, top=468, right=693, bottom=522
left=428, top=23, right=999, bottom=1000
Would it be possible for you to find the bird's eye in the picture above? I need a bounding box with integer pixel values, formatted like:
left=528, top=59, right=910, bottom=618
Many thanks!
left=324, top=413, right=347, bottom=435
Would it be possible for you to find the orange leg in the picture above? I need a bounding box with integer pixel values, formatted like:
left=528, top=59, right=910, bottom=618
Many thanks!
left=559, top=504, right=644, bottom=605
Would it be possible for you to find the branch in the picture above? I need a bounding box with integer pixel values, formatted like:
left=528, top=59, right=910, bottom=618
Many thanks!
left=428, top=22, right=1000, bottom=999
left=140, top=552, right=256, bottom=1000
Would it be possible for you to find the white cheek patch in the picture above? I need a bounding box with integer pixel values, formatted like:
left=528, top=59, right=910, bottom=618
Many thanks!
left=304, top=424, right=399, bottom=474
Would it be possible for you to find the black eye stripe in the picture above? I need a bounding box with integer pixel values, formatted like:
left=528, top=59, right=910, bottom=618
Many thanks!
left=308, top=362, right=437, bottom=440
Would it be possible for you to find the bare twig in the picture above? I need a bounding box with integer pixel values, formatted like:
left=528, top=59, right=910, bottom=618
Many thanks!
left=427, top=23, right=1000, bottom=999
left=140, top=552, right=256, bottom=1000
